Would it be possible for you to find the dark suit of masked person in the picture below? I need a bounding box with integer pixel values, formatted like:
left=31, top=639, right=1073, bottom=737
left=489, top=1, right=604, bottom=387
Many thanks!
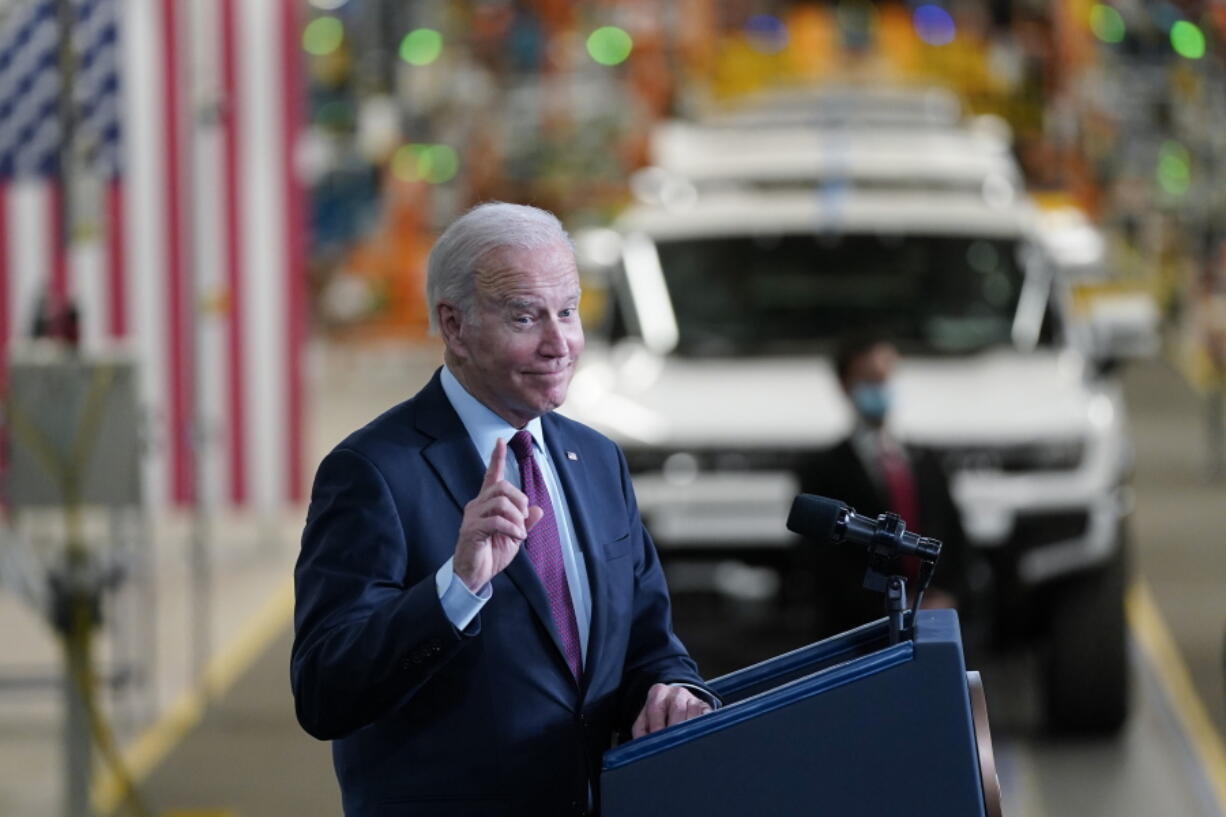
left=798, top=336, right=968, bottom=638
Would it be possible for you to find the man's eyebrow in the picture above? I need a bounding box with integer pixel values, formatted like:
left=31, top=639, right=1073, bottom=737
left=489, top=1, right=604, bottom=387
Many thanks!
left=501, top=292, right=581, bottom=310
left=503, top=296, right=539, bottom=311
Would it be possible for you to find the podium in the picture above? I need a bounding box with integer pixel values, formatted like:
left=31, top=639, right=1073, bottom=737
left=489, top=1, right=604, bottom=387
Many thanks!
left=601, top=610, right=1002, bottom=817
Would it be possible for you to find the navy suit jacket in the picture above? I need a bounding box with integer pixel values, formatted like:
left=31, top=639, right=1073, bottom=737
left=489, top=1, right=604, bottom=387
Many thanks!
left=291, top=370, right=710, bottom=816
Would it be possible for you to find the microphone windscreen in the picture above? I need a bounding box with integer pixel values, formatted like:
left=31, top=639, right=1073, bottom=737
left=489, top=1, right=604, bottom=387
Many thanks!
left=786, top=494, right=845, bottom=542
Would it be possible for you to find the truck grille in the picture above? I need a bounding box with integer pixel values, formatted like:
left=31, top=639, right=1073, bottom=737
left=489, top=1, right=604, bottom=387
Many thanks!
left=1010, top=509, right=1090, bottom=549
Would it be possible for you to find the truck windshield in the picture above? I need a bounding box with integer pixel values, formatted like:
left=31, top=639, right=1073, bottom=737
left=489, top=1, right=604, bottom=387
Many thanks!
left=654, top=233, right=1044, bottom=357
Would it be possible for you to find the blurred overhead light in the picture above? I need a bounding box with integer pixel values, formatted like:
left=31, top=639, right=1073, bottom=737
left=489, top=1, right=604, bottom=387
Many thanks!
left=400, top=28, right=443, bottom=66
left=1089, top=4, right=1126, bottom=44
left=913, top=5, right=956, bottom=46
left=357, top=95, right=399, bottom=160
left=420, top=144, right=459, bottom=184
left=1170, top=20, right=1205, bottom=59
left=392, top=144, right=426, bottom=182
left=1156, top=140, right=1191, bottom=196
left=308, top=0, right=349, bottom=9
left=393, top=143, right=460, bottom=185
left=297, top=127, right=337, bottom=184
left=587, top=26, right=633, bottom=66
left=303, top=16, right=344, bottom=56
left=745, top=14, right=788, bottom=54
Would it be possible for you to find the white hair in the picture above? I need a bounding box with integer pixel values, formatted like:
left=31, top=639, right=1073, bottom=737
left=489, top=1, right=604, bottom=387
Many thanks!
left=425, top=201, right=574, bottom=332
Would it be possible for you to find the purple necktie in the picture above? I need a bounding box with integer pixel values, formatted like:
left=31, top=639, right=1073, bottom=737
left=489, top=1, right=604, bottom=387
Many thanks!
left=508, top=430, right=583, bottom=679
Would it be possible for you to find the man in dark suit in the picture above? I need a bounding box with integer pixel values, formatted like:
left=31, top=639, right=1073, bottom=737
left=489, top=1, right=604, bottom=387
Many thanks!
left=799, top=334, right=967, bottom=638
left=291, top=202, right=714, bottom=817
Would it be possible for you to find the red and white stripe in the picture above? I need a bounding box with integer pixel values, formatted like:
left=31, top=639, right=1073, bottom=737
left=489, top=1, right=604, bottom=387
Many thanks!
left=2, top=0, right=307, bottom=511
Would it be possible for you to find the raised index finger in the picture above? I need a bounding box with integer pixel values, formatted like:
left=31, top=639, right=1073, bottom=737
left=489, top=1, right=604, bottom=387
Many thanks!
left=483, top=437, right=507, bottom=489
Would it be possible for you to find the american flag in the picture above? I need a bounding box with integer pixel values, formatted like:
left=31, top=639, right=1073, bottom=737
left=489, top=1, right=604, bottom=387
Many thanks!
left=0, top=0, right=308, bottom=511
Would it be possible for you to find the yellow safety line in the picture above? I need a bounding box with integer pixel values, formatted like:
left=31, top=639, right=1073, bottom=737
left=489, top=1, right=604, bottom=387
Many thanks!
left=1127, top=579, right=1226, bottom=814
left=91, top=577, right=297, bottom=816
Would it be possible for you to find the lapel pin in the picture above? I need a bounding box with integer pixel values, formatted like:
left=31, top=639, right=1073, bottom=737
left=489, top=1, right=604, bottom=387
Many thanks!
left=566, top=450, right=579, bottom=461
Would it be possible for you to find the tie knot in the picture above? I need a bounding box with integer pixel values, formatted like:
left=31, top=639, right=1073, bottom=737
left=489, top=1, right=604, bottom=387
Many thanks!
left=508, top=430, right=535, bottom=462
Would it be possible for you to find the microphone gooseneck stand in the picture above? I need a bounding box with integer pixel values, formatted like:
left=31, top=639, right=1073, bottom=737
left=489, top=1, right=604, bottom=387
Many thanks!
left=856, top=511, right=942, bottom=645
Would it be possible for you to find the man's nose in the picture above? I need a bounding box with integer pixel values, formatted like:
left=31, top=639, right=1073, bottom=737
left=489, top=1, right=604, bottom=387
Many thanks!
left=538, top=318, right=569, bottom=356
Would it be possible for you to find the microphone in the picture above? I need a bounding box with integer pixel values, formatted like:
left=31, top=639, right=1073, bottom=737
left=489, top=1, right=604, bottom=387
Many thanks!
left=788, top=493, right=943, bottom=643
left=786, top=493, right=941, bottom=564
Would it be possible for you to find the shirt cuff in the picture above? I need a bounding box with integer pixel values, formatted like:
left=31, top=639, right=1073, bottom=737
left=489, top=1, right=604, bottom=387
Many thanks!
left=435, top=557, right=491, bottom=631
left=668, top=682, right=722, bottom=709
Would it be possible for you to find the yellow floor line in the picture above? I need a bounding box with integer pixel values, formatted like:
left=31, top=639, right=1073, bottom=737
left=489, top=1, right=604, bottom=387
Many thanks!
left=1127, top=579, right=1226, bottom=814
left=91, top=577, right=297, bottom=816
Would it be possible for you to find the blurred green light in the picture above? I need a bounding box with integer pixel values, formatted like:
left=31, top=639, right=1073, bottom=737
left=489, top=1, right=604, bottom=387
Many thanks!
left=1157, top=140, right=1191, bottom=196
left=392, top=144, right=427, bottom=182
left=1170, top=21, right=1205, bottom=59
left=400, top=28, right=443, bottom=66
left=420, top=144, right=459, bottom=184
left=586, top=27, right=633, bottom=66
left=303, top=16, right=344, bottom=56
left=392, top=144, right=459, bottom=184
left=1089, top=5, right=1125, bottom=44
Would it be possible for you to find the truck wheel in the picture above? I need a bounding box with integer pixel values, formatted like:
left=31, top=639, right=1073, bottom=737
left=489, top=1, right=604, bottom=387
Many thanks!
left=1043, top=540, right=1129, bottom=734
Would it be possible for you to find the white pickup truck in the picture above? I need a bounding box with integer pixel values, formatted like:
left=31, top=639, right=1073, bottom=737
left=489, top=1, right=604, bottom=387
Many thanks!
left=566, top=180, right=1152, bottom=733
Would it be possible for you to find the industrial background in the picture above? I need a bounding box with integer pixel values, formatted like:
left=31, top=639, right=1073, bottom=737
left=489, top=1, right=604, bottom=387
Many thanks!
left=2, top=1, right=1226, bottom=816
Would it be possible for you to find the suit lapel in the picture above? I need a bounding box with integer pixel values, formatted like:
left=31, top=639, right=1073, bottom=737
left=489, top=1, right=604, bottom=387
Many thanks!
left=543, top=414, right=608, bottom=695
left=416, top=370, right=486, bottom=513
left=417, top=376, right=578, bottom=685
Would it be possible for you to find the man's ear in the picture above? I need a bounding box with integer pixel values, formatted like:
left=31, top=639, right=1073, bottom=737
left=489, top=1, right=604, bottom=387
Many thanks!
left=437, top=302, right=468, bottom=359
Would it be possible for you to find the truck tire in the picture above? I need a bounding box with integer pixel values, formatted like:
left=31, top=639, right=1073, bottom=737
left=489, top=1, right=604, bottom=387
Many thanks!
left=1043, top=537, right=1129, bottom=734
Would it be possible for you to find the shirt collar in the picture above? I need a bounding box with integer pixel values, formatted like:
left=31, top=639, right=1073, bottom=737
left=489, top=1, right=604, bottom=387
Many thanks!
left=440, top=364, right=545, bottom=463
left=850, top=421, right=904, bottom=463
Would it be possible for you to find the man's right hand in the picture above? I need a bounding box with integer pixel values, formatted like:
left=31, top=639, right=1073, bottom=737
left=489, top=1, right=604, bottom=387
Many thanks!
left=453, top=437, right=544, bottom=591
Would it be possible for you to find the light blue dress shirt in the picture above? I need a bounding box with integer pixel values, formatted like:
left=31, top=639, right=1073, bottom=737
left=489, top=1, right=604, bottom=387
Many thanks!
left=434, top=365, right=593, bottom=664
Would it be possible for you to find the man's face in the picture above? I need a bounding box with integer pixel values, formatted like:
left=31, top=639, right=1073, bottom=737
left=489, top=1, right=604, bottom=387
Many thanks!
left=442, top=242, right=585, bottom=428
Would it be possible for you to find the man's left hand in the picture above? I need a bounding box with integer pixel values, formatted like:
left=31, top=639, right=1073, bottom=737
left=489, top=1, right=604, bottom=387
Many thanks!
left=631, top=683, right=711, bottom=739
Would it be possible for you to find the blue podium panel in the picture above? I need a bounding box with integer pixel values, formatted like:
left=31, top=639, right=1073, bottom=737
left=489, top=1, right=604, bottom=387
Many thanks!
left=601, top=610, right=988, bottom=817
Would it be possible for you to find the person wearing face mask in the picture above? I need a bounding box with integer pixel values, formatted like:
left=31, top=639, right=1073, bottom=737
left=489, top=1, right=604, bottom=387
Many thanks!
left=797, top=333, right=968, bottom=639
